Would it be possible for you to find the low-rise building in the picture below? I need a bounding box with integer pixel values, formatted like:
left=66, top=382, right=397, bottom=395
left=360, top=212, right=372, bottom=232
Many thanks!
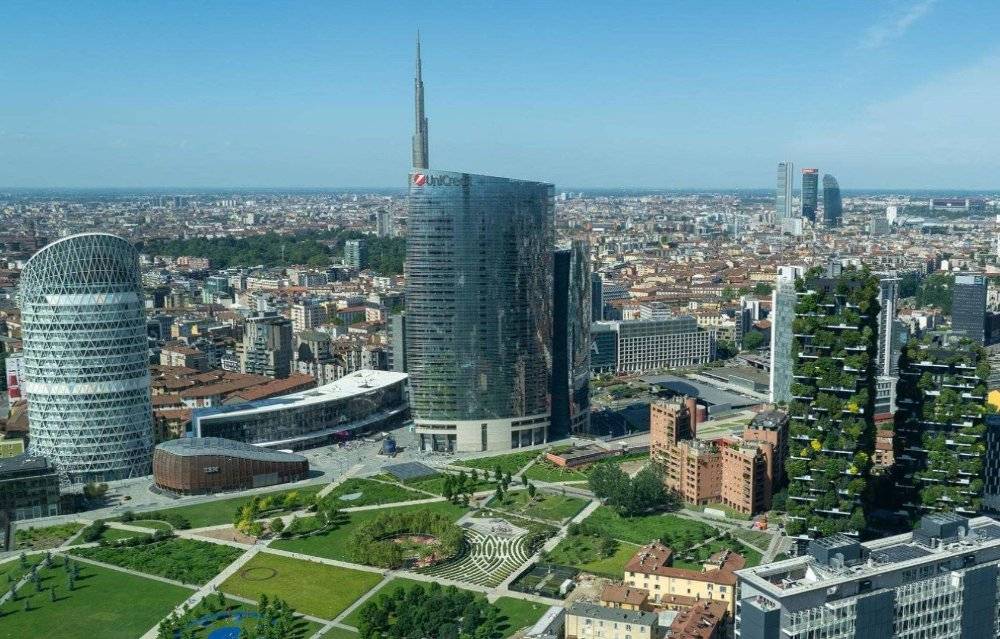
left=624, top=542, right=743, bottom=616
left=564, top=602, right=659, bottom=639
left=0, top=455, right=60, bottom=521
left=152, top=437, right=309, bottom=495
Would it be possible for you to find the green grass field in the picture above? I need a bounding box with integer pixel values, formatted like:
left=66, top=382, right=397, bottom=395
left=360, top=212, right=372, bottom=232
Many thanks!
left=455, top=450, right=540, bottom=475
left=326, top=478, right=429, bottom=507
left=487, top=490, right=588, bottom=522
left=220, top=552, right=382, bottom=620
left=132, top=484, right=324, bottom=528
left=320, top=627, right=360, bottom=639
left=0, top=559, right=192, bottom=639
left=523, top=462, right=589, bottom=483
left=14, top=522, right=84, bottom=550
left=127, top=519, right=174, bottom=531
left=0, top=555, right=43, bottom=588
left=270, top=501, right=467, bottom=562
left=70, top=538, right=243, bottom=585
left=492, top=596, right=549, bottom=636
left=546, top=534, right=639, bottom=578
left=404, top=473, right=497, bottom=495
left=582, top=506, right=717, bottom=546
left=97, top=527, right=151, bottom=543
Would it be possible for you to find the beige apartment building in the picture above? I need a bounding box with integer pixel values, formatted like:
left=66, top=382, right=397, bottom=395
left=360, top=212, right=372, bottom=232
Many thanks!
left=624, top=542, right=742, bottom=616
left=565, top=602, right=660, bottom=639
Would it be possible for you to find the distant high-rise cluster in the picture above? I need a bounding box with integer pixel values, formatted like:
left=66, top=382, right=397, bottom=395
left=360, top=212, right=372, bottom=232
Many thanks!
left=20, top=233, right=153, bottom=484
left=773, top=163, right=842, bottom=228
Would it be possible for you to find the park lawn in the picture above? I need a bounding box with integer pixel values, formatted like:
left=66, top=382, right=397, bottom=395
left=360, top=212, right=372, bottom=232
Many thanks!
left=128, top=519, right=174, bottom=531
left=0, top=559, right=192, bottom=639
left=271, top=500, right=467, bottom=562
left=320, top=627, right=360, bottom=639
left=731, top=528, right=773, bottom=549
left=493, top=596, right=549, bottom=636
left=523, top=462, right=589, bottom=483
left=0, top=554, right=43, bottom=587
left=455, top=450, right=540, bottom=475
left=405, top=473, right=497, bottom=495
left=220, top=552, right=382, bottom=621
left=546, top=534, right=639, bottom=578
left=340, top=577, right=427, bottom=627
left=135, top=484, right=323, bottom=528
left=14, top=522, right=84, bottom=550
left=582, top=506, right=717, bottom=546
left=327, top=478, right=428, bottom=507
left=70, top=538, right=243, bottom=585
left=98, top=527, right=151, bottom=543
left=488, top=490, right=588, bottom=522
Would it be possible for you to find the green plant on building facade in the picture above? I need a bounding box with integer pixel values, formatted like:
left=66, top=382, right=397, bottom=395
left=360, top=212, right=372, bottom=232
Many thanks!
left=785, top=266, right=880, bottom=537
left=894, top=336, right=992, bottom=518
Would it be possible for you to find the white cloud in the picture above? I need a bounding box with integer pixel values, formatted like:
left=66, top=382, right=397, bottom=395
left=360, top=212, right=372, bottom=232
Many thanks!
left=860, top=0, right=937, bottom=50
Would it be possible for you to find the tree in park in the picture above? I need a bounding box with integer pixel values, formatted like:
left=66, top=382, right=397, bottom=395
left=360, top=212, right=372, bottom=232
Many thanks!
left=442, top=475, right=454, bottom=501
left=494, top=485, right=505, bottom=503
left=270, top=517, right=285, bottom=534
left=469, top=468, right=478, bottom=481
left=494, top=465, right=503, bottom=482
left=527, top=483, right=537, bottom=499
left=522, top=474, right=529, bottom=487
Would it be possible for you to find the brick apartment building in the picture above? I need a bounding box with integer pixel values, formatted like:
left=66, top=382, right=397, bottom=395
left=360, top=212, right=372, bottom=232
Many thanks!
left=650, top=398, right=787, bottom=516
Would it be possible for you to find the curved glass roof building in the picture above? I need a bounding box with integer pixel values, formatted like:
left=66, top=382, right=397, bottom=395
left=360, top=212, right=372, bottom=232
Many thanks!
left=19, top=233, right=153, bottom=483
left=406, top=170, right=554, bottom=453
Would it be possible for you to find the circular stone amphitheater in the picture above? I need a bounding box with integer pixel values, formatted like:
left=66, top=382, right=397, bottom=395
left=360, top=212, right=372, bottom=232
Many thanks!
left=419, top=517, right=532, bottom=587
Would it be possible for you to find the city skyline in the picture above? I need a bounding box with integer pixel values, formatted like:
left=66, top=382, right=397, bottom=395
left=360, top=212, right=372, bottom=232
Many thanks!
left=4, top=1, right=1000, bottom=189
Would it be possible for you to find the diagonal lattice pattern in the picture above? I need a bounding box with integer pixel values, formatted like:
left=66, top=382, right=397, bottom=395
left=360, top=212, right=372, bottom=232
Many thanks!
left=19, top=233, right=153, bottom=484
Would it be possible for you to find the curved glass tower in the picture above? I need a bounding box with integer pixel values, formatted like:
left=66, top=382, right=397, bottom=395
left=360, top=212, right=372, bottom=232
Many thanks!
left=406, top=170, right=554, bottom=452
left=823, top=173, right=842, bottom=227
left=20, top=233, right=153, bottom=483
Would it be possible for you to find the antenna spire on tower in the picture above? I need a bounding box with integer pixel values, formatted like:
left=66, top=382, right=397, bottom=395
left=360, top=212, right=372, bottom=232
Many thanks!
left=412, top=31, right=429, bottom=169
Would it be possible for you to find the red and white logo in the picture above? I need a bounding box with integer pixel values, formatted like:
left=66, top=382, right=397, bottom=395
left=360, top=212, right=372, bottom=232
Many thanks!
left=412, top=173, right=427, bottom=186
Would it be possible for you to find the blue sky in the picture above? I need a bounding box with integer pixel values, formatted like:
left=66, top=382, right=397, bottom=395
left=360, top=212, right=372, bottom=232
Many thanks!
left=2, top=0, right=999, bottom=189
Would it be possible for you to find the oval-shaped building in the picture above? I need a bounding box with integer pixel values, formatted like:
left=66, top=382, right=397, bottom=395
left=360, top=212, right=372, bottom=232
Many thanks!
left=153, top=437, right=309, bottom=495
left=19, top=233, right=153, bottom=483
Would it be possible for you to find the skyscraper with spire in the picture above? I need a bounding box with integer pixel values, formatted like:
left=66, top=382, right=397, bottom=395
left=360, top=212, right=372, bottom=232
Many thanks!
left=404, top=36, right=555, bottom=453
left=412, top=34, right=429, bottom=169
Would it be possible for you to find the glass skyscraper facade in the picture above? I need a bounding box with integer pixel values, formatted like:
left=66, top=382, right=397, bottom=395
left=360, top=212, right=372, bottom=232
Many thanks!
left=800, top=168, right=818, bottom=222
left=405, top=170, right=554, bottom=452
left=822, top=173, right=842, bottom=227
left=19, top=233, right=153, bottom=483
left=953, top=273, right=987, bottom=344
left=551, top=240, right=592, bottom=438
left=776, top=161, right=794, bottom=221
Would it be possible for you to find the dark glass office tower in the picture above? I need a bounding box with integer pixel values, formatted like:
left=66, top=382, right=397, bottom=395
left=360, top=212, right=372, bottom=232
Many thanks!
left=822, top=174, right=842, bottom=227
left=953, top=273, right=987, bottom=344
left=406, top=170, right=554, bottom=453
left=801, top=168, right=818, bottom=222
left=552, top=241, right=592, bottom=439
left=591, top=272, right=603, bottom=322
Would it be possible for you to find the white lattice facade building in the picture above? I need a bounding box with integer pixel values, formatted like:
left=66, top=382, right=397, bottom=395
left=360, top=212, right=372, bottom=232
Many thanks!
left=19, top=233, right=153, bottom=483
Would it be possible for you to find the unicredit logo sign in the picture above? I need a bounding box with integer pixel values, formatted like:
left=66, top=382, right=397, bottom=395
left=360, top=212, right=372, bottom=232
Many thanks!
left=411, top=173, right=462, bottom=187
